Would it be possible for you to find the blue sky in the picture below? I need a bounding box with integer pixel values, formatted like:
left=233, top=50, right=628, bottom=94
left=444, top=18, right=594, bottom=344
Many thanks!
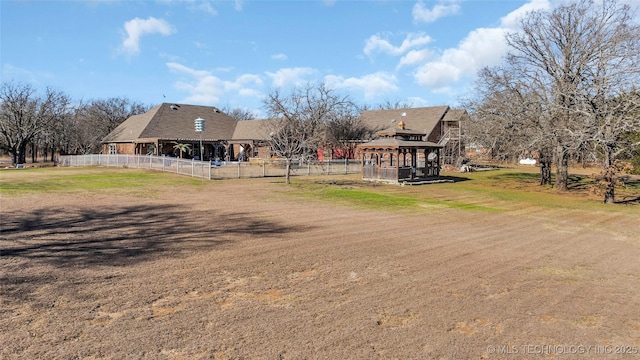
left=1, top=0, right=593, bottom=116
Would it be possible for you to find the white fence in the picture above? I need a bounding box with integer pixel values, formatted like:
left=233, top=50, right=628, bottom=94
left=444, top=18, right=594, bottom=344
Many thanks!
left=58, top=154, right=362, bottom=180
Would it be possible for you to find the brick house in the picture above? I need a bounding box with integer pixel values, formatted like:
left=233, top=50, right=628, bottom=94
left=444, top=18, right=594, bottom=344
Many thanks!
left=102, top=103, right=467, bottom=163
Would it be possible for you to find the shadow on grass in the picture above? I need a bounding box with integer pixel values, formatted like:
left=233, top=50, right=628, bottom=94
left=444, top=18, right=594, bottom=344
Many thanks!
left=312, top=176, right=471, bottom=186
left=567, top=175, right=592, bottom=191
left=488, top=172, right=540, bottom=182
left=615, top=196, right=640, bottom=205
left=490, top=172, right=596, bottom=191
left=437, top=175, right=471, bottom=183
left=0, top=204, right=305, bottom=268
left=614, top=176, right=640, bottom=205
left=0, top=204, right=309, bottom=305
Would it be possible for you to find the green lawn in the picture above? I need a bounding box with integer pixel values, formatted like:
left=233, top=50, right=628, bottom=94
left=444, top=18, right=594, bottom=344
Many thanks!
left=0, top=166, right=202, bottom=196
left=286, top=167, right=639, bottom=214
left=2, top=166, right=638, bottom=214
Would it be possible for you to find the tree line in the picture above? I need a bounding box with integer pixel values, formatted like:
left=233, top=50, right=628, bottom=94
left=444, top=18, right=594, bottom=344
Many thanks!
left=464, top=0, right=640, bottom=203
left=0, top=82, right=150, bottom=165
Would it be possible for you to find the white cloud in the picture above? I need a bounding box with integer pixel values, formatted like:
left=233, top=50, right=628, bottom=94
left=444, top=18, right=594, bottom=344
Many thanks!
left=121, top=17, right=175, bottom=55
left=234, top=0, right=243, bottom=11
left=271, top=53, right=288, bottom=61
left=413, top=0, right=550, bottom=94
left=412, top=0, right=461, bottom=23
left=324, top=72, right=398, bottom=99
left=239, top=88, right=260, bottom=97
left=397, top=49, right=432, bottom=69
left=2, top=63, right=42, bottom=84
left=407, top=96, right=430, bottom=106
left=159, top=0, right=219, bottom=15
left=500, top=0, right=551, bottom=29
left=265, top=67, right=316, bottom=88
left=166, top=62, right=263, bottom=104
left=235, top=74, right=263, bottom=88
left=414, top=27, right=507, bottom=92
left=364, top=32, right=432, bottom=57
left=190, top=1, right=217, bottom=15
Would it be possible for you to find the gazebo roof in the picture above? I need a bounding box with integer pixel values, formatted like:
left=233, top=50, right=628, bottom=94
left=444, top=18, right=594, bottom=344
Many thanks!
left=357, top=137, right=441, bottom=149
left=375, top=126, right=426, bottom=138
left=357, top=124, right=442, bottom=150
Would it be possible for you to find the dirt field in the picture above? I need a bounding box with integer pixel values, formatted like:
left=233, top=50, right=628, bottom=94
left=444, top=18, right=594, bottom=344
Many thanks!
left=1, top=173, right=640, bottom=359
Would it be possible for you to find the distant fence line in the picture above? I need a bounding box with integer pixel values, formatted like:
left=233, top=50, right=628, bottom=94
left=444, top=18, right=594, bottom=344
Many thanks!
left=58, top=154, right=362, bottom=180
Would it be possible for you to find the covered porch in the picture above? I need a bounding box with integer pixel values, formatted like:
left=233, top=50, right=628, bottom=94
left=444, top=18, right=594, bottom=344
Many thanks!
left=132, top=138, right=231, bottom=161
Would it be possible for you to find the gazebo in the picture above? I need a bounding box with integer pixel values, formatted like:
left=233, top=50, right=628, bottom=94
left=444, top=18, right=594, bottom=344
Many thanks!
left=357, top=121, right=442, bottom=183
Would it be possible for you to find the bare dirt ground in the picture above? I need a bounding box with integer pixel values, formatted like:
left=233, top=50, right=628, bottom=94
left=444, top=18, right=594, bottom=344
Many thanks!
left=1, top=176, right=640, bottom=359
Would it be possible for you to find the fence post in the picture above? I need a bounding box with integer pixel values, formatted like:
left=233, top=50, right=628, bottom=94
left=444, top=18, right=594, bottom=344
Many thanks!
left=345, top=158, right=348, bottom=174
left=237, top=162, right=241, bottom=178
left=208, top=162, right=211, bottom=180
left=262, top=161, right=266, bottom=177
left=307, top=161, right=310, bottom=175
left=192, top=159, right=195, bottom=177
left=176, top=158, right=179, bottom=174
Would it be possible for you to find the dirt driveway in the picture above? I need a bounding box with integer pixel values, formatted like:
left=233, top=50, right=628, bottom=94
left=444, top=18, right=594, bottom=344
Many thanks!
left=1, top=177, right=639, bottom=359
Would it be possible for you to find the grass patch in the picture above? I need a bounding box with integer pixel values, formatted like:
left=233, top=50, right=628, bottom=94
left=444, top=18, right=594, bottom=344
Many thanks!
left=2, top=166, right=637, bottom=213
left=0, top=167, right=202, bottom=195
left=287, top=178, right=499, bottom=212
left=323, top=188, right=419, bottom=209
left=487, top=171, right=540, bottom=183
left=285, top=167, right=638, bottom=213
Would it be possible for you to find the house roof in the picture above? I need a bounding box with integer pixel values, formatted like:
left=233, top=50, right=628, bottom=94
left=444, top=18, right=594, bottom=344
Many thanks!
left=442, top=108, right=469, bottom=122
left=358, top=106, right=450, bottom=136
left=231, top=118, right=278, bottom=142
left=103, top=104, right=466, bottom=146
left=102, top=103, right=238, bottom=143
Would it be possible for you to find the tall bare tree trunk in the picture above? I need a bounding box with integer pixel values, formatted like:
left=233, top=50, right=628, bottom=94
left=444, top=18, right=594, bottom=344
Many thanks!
left=31, top=142, right=37, bottom=163
left=602, top=146, right=616, bottom=204
left=16, top=143, right=28, bottom=164
left=539, top=148, right=552, bottom=185
left=285, top=159, right=292, bottom=184
left=555, top=145, right=569, bottom=191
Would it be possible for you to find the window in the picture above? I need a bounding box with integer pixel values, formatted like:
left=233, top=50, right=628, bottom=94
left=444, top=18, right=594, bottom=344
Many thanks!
left=108, top=144, right=117, bottom=154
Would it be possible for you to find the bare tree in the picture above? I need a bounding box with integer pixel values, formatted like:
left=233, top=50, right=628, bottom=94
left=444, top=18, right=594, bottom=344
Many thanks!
left=324, top=106, right=377, bottom=160
left=465, top=67, right=554, bottom=184
left=220, top=105, right=257, bottom=121
left=262, top=82, right=358, bottom=184
left=507, top=0, right=640, bottom=191
left=587, top=90, right=640, bottom=202
left=0, top=82, right=71, bottom=165
left=374, top=99, right=415, bottom=110
left=71, top=97, right=149, bottom=154
left=468, top=0, right=640, bottom=199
